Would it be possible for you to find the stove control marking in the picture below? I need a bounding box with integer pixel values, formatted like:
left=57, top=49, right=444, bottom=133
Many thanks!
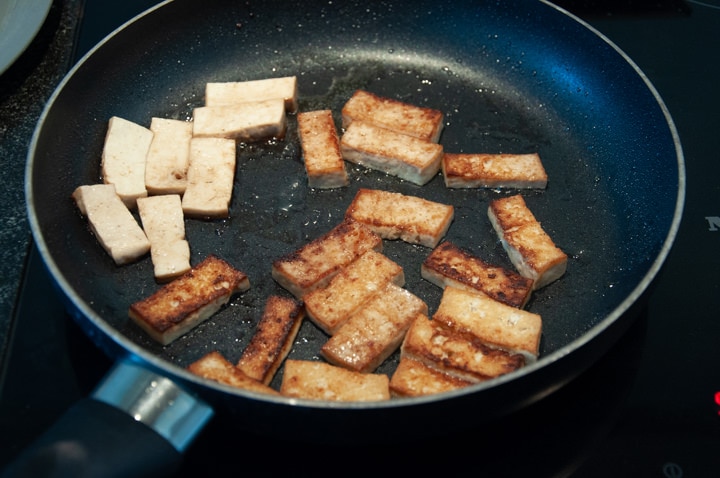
left=704, top=216, right=720, bottom=231
left=662, top=462, right=683, bottom=478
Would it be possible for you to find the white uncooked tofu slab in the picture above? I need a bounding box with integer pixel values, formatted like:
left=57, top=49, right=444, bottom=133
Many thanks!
left=137, top=194, right=191, bottom=282
left=101, top=116, right=153, bottom=209
left=192, top=98, right=286, bottom=142
left=145, top=118, right=193, bottom=195
left=181, top=137, right=236, bottom=218
left=72, top=183, right=150, bottom=265
left=205, top=76, right=298, bottom=112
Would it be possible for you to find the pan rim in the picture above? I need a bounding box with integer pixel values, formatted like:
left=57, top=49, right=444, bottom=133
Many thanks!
left=25, top=0, right=685, bottom=411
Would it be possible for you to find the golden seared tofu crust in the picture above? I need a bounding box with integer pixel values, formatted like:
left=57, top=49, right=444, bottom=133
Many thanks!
left=488, top=194, right=567, bottom=290
left=297, top=109, right=348, bottom=189
left=389, top=356, right=473, bottom=398
left=187, top=351, right=280, bottom=396
left=345, top=188, right=454, bottom=248
left=340, top=121, right=444, bottom=185
left=442, top=153, right=547, bottom=189
left=236, top=296, right=305, bottom=385
left=128, top=255, right=250, bottom=345
left=303, top=250, right=404, bottom=335
left=421, top=241, right=533, bottom=308
left=280, top=360, right=390, bottom=401
left=434, top=286, right=542, bottom=362
left=401, top=314, right=525, bottom=383
left=271, top=219, right=383, bottom=298
left=341, top=90, right=444, bottom=143
left=320, top=283, right=427, bottom=373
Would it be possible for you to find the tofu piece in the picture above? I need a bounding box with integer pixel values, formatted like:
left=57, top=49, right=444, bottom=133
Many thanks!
left=192, top=98, right=287, bottom=141
left=297, top=110, right=348, bottom=189
left=340, top=121, right=444, bottom=185
left=341, top=90, right=444, bottom=143
left=303, top=250, right=405, bottom=335
left=187, top=351, right=280, bottom=396
left=401, top=314, right=525, bottom=383
left=345, top=188, right=454, bottom=248
left=280, top=360, right=390, bottom=401
left=145, top=118, right=193, bottom=195
left=488, top=194, right=568, bottom=290
left=442, top=153, right=548, bottom=189
left=271, top=219, right=383, bottom=299
left=421, top=241, right=533, bottom=308
left=434, top=286, right=542, bottom=363
left=320, top=282, right=428, bottom=373
left=101, top=116, right=153, bottom=209
left=236, top=296, right=305, bottom=385
left=181, top=137, right=236, bottom=218
left=389, top=356, right=473, bottom=398
left=205, top=76, right=298, bottom=113
left=136, top=194, right=191, bottom=282
left=128, top=255, right=250, bottom=345
left=71, top=184, right=150, bottom=265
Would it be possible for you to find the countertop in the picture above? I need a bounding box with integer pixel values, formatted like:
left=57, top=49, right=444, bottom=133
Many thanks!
left=0, top=0, right=82, bottom=358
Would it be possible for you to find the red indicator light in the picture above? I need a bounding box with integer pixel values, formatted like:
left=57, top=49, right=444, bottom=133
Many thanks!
left=715, top=391, right=720, bottom=415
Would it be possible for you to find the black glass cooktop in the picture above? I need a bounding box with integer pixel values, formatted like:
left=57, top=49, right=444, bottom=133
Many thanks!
left=1, top=1, right=719, bottom=476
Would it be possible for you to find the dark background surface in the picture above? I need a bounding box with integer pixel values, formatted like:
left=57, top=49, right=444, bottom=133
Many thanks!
left=1, top=0, right=718, bottom=476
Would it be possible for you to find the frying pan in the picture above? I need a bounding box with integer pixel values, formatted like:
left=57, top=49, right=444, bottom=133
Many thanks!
left=17, top=0, right=684, bottom=474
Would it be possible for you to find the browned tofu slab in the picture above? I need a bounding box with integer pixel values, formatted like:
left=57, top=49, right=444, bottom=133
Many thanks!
left=340, top=120, right=444, bottom=185
left=341, top=90, right=444, bottom=143
left=297, top=109, right=348, bottom=189
left=442, top=153, right=548, bottom=189
left=280, top=360, right=390, bottom=401
left=345, top=188, right=454, bottom=248
left=401, top=314, right=525, bottom=383
left=421, top=241, right=533, bottom=308
left=236, top=296, right=305, bottom=385
left=433, top=286, right=542, bottom=362
left=303, top=250, right=404, bottom=335
left=187, top=351, right=280, bottom=396
left=488, top=194, right=568, bottom=290
left=389, top=356, right=474, bottom=398
left=129, top=255, right=250, bottom=345
left=320, top=282, right=428, bottom=373
left=271, top=219, right=383, bottom=298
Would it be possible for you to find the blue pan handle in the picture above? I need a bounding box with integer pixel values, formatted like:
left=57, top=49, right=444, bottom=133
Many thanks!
left=1, top=361, right=213, bottom=478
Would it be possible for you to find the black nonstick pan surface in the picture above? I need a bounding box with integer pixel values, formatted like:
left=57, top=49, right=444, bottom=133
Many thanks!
left=26, top=0, right=683, bottom=442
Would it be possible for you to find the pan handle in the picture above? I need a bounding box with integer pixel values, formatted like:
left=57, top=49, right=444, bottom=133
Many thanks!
left=1, top=360, right=213, bottom=478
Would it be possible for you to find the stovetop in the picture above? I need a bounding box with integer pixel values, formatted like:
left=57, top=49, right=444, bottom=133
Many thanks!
left=1, top=1, right=719, bottom=476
